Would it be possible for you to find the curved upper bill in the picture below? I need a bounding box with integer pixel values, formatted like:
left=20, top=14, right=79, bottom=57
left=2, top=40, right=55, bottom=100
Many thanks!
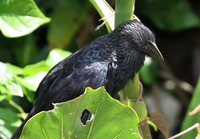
left=148, top=41, right=164, bottom=62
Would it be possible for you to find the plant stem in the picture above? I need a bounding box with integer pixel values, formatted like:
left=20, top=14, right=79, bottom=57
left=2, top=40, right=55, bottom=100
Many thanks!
left=115, top=0, right=141, bottom=102
left=9, top=99, right=26, bottom=119
left=115, top=0, right=135, bottom=27
left=139, top=119, right=153, bottom=139
left=115, top=0, right=151, bottom=139
left=90, top=0, right=151, bottom=138
left=89, top=0, right=114, bottom=32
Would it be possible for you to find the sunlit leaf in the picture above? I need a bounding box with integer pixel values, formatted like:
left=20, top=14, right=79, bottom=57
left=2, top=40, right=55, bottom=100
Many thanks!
left=0, top=62, right=23, bottom=98
left=19, top=72, right=47, bottom=92
left=21, top=49, right=71, bottom=100
left=46, top=48, right=71, bottom=67
left=6, top=63, right=23, bottom=75
left=23, top=61, right=50, bottom=76
left=0, top=0, right=50, bottom=37
left=23, top=48, right=71, bottom=76
left=20, top=87, right=142, bottom=139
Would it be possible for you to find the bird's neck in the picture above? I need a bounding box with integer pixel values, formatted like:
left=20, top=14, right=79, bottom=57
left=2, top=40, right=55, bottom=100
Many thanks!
left=110, top=32, right=145, bottom=79
left=104, top=34, right=146, bottom=95
left=117, top=48, right=145, bottom=79
left=106, top=48, right=145, bottom=96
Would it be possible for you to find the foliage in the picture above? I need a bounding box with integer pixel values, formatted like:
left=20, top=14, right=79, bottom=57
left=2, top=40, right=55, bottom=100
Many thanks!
left=20, top=87, right=142, bottom=139
left=137, top=0, right=200, bottom=31
left=48, top=0, right=89, bottom=48
left=0, top=62, right=23, bottom=100
left=0, top=49, right=71, bottom=138
left=0, top=0, right=50, bottom=37
left=0, top=49, right=71, bottom=101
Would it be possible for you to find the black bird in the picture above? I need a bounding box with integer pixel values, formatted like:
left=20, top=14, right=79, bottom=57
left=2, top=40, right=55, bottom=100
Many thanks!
left=12, top=19, right=163, bottom=138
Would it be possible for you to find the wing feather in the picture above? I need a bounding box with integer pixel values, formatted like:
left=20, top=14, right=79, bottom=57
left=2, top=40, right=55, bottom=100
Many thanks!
left=31, top=38, right=113, bottom=115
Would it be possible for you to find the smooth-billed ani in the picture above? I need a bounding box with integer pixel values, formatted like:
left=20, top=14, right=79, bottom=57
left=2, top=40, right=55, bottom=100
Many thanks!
left=12, top=19, right=163, bottom=138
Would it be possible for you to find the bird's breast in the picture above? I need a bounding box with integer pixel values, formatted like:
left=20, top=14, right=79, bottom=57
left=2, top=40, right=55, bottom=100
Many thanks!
left=105, top=50, right=145, bottom=95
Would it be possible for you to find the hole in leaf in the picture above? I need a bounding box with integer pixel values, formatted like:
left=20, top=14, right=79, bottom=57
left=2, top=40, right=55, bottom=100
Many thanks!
left=81, top=109, right=94, bottom=125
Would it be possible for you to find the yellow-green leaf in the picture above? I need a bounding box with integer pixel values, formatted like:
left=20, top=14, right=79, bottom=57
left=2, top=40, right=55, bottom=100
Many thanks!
left=0, top=0, right=50, bottom=37
left=20, top=87, right=142, bottom=139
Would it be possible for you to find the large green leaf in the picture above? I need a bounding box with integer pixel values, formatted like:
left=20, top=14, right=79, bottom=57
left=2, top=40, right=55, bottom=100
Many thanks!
left=137, top=0, right=200, bottom=31
left=0, top=0, right=50, bottom=37
left=20, top=87, right=142, bottom=139
left=48, top=0, right=89, bottom=48
left=0, top=62, right=23, bottom=99
left=179, top=78, right=200, bottom=139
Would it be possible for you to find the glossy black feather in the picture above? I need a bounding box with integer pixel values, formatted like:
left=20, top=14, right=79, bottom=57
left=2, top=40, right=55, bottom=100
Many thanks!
left=12, top=19, right=158, bottom=139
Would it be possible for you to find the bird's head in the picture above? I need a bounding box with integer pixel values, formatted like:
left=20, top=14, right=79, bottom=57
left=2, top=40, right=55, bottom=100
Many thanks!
left=113, top=19, right=164, bottom=62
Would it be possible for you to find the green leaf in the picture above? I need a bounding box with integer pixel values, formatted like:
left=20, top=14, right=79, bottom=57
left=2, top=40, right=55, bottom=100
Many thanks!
left=0, top=0, right=50, bottom=37
left=48, top=0, right=88, bottom=48
left=179, top=78, right=200, bottom=139
left=23, top=61, right=50, bottom=76
left=19, top=72, right=47, bottom=92
left=20, top=87, right=142, bottom=139
left=0, top=62, right=23, bottom=98
left=137, top=0, right=200, bottom=31
left=46, top=48, right=71, bottom=67
left=23, top=49, right=71, bottom=76
left=0, top=107, right=21, bottom=139
left=6, top=63, right=23, bottom=75
left=22, top=49, right=71, bottom=92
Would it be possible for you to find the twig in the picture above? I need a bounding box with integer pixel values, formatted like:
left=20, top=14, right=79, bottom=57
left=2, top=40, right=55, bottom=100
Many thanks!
left=168, top=123, right=200, bottom=139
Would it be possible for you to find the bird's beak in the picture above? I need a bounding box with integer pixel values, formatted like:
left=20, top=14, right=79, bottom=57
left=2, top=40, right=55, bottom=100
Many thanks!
left=146, top=41, right=164, bottom=62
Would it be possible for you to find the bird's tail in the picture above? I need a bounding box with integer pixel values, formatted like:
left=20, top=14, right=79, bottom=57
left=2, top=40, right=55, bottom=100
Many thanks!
left=11, top=112, right=34, bottom=139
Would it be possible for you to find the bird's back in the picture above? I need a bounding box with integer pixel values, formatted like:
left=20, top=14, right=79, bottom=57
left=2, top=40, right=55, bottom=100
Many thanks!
left=12, top=34, right=115, bottom=139
left=33, top=35, right=115, bottom=114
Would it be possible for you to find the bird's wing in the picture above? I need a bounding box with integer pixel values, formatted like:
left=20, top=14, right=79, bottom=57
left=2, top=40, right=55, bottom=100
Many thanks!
left=33, top=48, right=84, bottom=99
left=31, top=43, right=113, bottom=114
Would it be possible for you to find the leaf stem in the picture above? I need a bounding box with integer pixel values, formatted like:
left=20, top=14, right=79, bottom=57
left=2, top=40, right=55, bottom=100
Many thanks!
left=9, top=99, right=26, bottom=119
